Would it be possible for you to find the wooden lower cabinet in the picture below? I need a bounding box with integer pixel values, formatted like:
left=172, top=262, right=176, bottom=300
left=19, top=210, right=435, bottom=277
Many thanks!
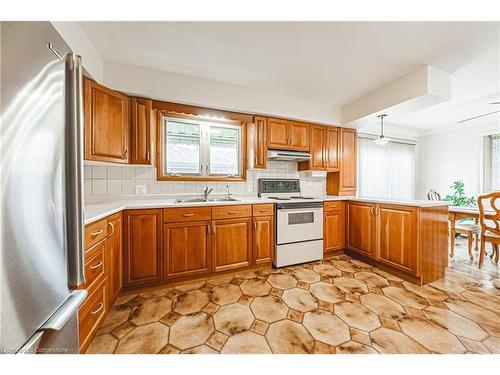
left=78, top=277, right=107, bottom=353
left=253, top=216, right=273, bottom=265
left=107, top=213, right=122, bottom=307
left=377, top=205, right=418, bottom=274
left=346, top=201, right=448, bottom=284
left=347, top=202, right=376, bottom=257
left=212, top=218, right=253, bottom=272
left=123, top=209, right=162, bottom=287
left=324, top=203, right=345, bottom=255
left=164, top=221, right=211, bottom=279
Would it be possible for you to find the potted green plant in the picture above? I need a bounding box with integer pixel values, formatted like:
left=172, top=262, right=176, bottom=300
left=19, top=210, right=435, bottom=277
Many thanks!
left=443, top=180, right=476, bottom=207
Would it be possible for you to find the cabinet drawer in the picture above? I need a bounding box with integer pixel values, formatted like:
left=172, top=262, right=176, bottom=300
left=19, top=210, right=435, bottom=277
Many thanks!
left=79, top=277, right=107, bottom=352
left=84, top=219, right=107, bottom=250
left=212, top=205, right=252, bottom=220
left=163, top=207, right=211, bottom=223
left=324, top=201, right=344, bottom=212
left=252, top=204, right=274, bottom=217
left=82, top=240, right=106, bottom=291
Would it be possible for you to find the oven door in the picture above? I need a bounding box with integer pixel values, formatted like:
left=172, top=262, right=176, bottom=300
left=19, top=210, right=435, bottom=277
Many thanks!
left=276, top=205, right=323, bottom=244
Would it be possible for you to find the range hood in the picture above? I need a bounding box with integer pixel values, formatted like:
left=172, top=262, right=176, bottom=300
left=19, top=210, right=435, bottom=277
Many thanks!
left=267, top=149, right=311, bottom=161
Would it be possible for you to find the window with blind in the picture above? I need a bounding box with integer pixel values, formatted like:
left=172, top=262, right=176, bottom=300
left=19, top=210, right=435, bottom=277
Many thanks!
left=162, top=117, right=243, bottom=179
left=357, top=137, right=416, bottom=200
left=489, top=135, right=500, bottom=191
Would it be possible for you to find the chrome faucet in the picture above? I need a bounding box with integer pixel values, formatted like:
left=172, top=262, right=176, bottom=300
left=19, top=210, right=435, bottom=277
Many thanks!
left=203, top=186, right=214, bottom=201
left=225, top=184, right=232, bottom=199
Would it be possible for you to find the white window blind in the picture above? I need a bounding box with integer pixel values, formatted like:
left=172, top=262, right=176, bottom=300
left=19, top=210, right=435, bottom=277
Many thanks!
left=357, top=137, right=416, bottom=200
left=492, top=135, right=500, bottom=190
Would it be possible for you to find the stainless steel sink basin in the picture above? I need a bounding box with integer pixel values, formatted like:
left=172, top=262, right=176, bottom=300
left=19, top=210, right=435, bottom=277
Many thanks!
left=174, top=198, right=208, bottom=204
left=209, top=197, right=239, bottom=202
left=173, top=197, right=240, bottom=204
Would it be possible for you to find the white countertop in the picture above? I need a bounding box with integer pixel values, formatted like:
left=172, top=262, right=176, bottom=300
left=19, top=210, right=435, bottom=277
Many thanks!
left=324, top=195, right=449, bottom=208
left=84, top=194, right=449, bottom=225
left=84, top=195, right=275, bottom=225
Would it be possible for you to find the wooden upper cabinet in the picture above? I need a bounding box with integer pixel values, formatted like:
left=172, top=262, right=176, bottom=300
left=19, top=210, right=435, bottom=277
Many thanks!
left=123, top=209, right=162, bottom=287
left=347, top=202, right=376, bottom=257
left=164, top=221, right=211, bottom=279
left=254, top=116, right=268, bottom=169
left=212, top=218, right=252, bottom=273
left=130, top=97, right=155, bottom=165
left=106, top=213, right=122, bottom=306
left=309, top=125, right=326, bottom=169
left=325, top=127, right=340, bottom=170
left=253, top=216, right=273, bottom=265
left=289, top=121, right=310, bottom=150
left=84, top=78, right=130, bottom=163
left=267, top=118, right=289, bottom=149
left=339, top=128, right=357, bottom=194
left=376, top=205, right=418, bottom=274
left=298, top=125, right=339, bottom=171
left=267, top=118, right=309, bottom=151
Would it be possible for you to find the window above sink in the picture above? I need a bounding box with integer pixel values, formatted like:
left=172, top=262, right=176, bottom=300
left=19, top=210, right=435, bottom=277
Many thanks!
left=157, top=115, right=247, bottom=182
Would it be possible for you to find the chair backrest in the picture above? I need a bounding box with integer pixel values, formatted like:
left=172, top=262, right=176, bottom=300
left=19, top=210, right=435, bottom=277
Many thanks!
left=478, top=192, right=500, bottom=236
left=427, top=189, right=442, bottom=201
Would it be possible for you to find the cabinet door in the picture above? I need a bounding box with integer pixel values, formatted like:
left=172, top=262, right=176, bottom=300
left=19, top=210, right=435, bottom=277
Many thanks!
left=325, top=127, right=339, bottom=170
left=164, top=221, right=211, bottom=279
left=324, top=207, right=345, bottom=254
left=253, top=216, right=273, bottom=265
left=212, top=218, right=252, bottom=272
left=107, top=213, right=122, bottom=306
left=309, top=125, right=326, bottom=170
left=339, top=129, right=357, bottom=194
left=289, top=122, right=310, bottom=151
left=123, top=209, right=162, bottom=287
left=377, top=205, right=418, bottom=274
left=253, top=116, right=267, bottom=169
left=347, top=202, right=376, bottom=257
left=130, top=98, right=154, bottom=165
left=267, top=118, right=289, bottom=149
left=84, top=78, right=130, bottom=163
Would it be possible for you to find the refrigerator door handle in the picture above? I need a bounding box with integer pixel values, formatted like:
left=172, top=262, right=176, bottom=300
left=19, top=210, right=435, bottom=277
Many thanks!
left=40, top=290, right=87, bottom=332
left=64, top=53, right=86, bottom=288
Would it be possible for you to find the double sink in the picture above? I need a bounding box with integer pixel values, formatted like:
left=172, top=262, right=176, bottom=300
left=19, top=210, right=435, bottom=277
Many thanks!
left=174, top=197, right=239, bottom=204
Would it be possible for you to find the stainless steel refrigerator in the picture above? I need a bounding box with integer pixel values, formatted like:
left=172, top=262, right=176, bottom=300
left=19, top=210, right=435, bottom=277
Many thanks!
left=1, top=21, right=87, bottom=354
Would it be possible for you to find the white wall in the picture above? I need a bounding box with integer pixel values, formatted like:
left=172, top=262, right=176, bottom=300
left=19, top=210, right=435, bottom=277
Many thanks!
left=51, top=22, right=104, bottom=82
left=103, top=61, right=341, bottom=125
left=416, top=121, right=500, bottom=199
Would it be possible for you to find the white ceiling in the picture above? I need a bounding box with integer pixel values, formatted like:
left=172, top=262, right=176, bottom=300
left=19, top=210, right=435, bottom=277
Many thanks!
left=80, top=21, right=500, bottom=134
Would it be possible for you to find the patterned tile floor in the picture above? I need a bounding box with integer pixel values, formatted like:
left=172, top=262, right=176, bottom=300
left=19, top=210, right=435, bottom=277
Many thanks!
left=87, top=237, right=500, bottom=354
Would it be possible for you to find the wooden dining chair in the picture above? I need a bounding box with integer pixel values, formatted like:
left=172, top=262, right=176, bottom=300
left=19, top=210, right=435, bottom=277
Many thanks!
left=427, top=188, right=480, bottom=260
left=478, top=192, right=500, bottom=269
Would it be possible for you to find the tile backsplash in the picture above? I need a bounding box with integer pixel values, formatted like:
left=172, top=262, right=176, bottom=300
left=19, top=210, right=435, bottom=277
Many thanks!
left=84, top=160, right=326, bottom=197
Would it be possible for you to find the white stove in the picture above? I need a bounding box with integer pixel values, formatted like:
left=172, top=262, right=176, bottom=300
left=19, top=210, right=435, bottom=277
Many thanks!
left=258, top=179, right=324, bottom=267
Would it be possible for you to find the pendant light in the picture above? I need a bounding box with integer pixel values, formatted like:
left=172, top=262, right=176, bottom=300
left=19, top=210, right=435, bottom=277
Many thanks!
left=374, top=114, right=390, bottom=145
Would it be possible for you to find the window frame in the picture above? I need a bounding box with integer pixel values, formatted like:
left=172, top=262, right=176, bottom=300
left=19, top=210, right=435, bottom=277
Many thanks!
left=157, top=113, right=247, bottom=182
left=483, top=134, right=500, bottom=192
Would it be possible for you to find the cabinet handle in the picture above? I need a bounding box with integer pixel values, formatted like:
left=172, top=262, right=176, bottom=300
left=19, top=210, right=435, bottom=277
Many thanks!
left=146, top=150, right=150, bottom=161
left=227, top=211, right=237, bottom=215
left=108, top=222, right=115, bottom=236
left=212, top=224, right=216, bottom=234
left=207, top=225, right=211, bottom=235
left=90, top=303, right=104, bottom=315
left=182, top=213, right=194, bottom=217
left=376, top=207, right=380, bottom=215
left=90, top=261, right=103, bottom=270
left=258, top=209, right=267, bottom=212
left=253, top=220, right=257, bottom=230
left=90, top=229, right=103, bottom=237
left=123, top=150, right=128, bottom=160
